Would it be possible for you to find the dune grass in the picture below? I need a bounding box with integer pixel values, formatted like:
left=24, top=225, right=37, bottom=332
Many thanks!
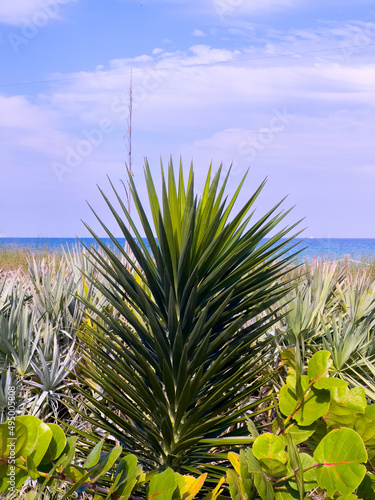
left=1, top=244, right=375, bottom=278
left=0, top=245, right=62, bottom=274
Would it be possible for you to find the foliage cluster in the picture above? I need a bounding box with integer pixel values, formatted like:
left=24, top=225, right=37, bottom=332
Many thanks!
left=0, top=160, right=375, bottom=499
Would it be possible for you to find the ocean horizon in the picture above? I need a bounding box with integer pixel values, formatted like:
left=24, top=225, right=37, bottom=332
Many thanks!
left=1, top=237, right=375, bottom=262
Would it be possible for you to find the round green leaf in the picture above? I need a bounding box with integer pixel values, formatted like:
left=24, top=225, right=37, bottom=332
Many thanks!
left=253, top=433, right=287, bottom=463
left=355, top=415, right=375, bottom=446
left=365, top=405, right=375, bottom=418
left=313, top=428, right=367, bottom=497
left=336, top=495, right=358, bottom=500
left=259, top=458, right=288, bottom=478
left=331, top=386, right=367, bottom=414
left=41, top=423, right=66, bottom=465
left=148, top=468, right=176, bottom=500
left=16, top=416, right=52, bottom=466
left=284, top=422, right=317, bottom=445
left=279, top=384, right=330, bottom=427
left=313, top=378, right=347, bottom=390
left=308, top=351, right=332, bottom=384
left=323, top=403, right=356, bottom=429
left=26, top=456, right=39, bottom=480
left=0, top=420, right=27, bottom=463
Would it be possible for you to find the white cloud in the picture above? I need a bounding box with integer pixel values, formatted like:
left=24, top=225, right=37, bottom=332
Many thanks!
left=211, top=0, right=297, bottom=17
left=192, top=29, right=206, bottom=37
left=2, top=33, right=375, bottom=228
left=0, top=94, right=68, bottom=154
left=28, top=37, right=375, bottom=139
left=0, top=0, right=78, bottom=26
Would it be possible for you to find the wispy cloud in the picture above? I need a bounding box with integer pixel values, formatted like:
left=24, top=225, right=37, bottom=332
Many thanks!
left=0, top=95, right=68, bottom=154
left=0, top=0, right=79, bottom=26
left=2, top=24, right=375, bottom=233
left=192, top=29, right=206, bottom=37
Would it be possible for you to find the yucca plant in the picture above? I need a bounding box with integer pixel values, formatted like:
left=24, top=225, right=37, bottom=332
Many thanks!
left=74, top=159, right=302, bottom=473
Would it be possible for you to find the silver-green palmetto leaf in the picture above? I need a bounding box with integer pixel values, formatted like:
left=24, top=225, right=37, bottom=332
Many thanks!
left=29, top=335, right=76, bottom=417
left=75, top=159, right=303, bottom=472
left=0, top=368, right=24, bottom=423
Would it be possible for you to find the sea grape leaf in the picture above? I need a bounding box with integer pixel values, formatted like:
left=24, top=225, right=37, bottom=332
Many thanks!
left=41, top=423, right=66, bottom=465
left=331, top=386, right=367, bottom=414
left=323, top=402, right=356, bottom=429
left=0, top=420, right=27, bottom=474
left=313, top=428, right=367, bottom=497
left=279, top=381, right=330, bottom=426
left=253, top=433, right=287, bottom=463
left=355, top=415, right=375, bottom=446
left=148, top=468, right=176, bottom=500
left=16, top=416, right=52, bottom=466
left=63, top=466, right=85, bottom=483
left=26, top=455, right=39, bottom=480
left=0, top=421, right=29, bottom=491
left=336, top=496, right=358, bottom=500
left=313, top=378, right=347, bottom=390
left=365, top=405, right=375, bottom=418
left=259, top=459, right=288, bottom=478
left=283, top=422, right=317, bottom=445
left=308, top=419, right=328, bottom=447
left=286, top=368, right=297, bottom=391
left=308, top=350, right=331, bottom=384
left=366, top=447, right=375, bottom=469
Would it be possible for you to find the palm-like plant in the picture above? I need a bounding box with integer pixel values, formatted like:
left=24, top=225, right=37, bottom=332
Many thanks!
left=75, top=160, right=302, bottom=472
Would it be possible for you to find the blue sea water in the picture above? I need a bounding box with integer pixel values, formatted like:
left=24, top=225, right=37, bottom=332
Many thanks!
left=1, top=237, right=375, bottom=262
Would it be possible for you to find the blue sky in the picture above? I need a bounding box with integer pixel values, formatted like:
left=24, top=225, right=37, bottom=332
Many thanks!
left=1, top=0, right=375, bottom=238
